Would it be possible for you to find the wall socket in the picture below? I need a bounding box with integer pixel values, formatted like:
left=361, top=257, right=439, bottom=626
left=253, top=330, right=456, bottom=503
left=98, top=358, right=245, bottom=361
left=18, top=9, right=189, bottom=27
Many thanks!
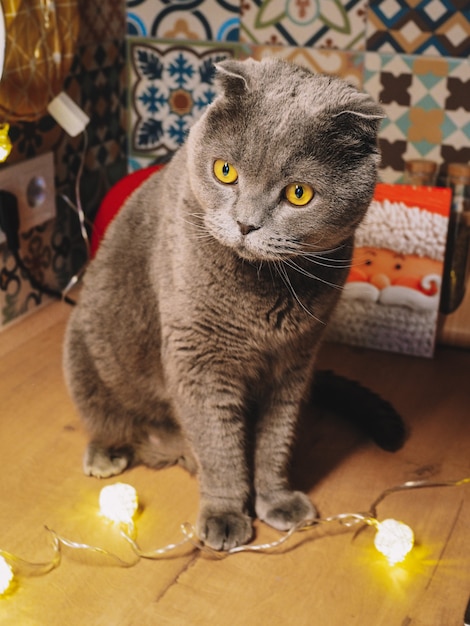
left=0, top=152, right=56, bottom=246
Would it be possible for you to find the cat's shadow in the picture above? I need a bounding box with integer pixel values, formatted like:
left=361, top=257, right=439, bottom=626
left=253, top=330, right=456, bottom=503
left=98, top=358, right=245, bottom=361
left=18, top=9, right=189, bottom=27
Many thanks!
left=289, top=401, right=368, bottom=494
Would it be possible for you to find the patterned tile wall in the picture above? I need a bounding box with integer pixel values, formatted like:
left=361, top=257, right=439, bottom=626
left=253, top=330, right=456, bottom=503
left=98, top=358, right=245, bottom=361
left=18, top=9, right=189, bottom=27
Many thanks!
left=247, top=44, right=365, bottom=86
left=365, top=52, right=470, bottom=181
left=240, top=0, right=369, bottom=48
left=125, top=0, right=470, bottom=184
left=367, top=0, right=470, bottom=57
left=128, top=40, right=245, bottom=170
left=127, top=0, right=240, bottom=41
left=0, top=0, right=127, bottom=329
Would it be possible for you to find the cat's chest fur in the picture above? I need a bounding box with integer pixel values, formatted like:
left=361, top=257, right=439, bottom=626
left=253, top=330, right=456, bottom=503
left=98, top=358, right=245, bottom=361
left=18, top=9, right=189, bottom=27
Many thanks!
left=163, top=251, right=318, bottom=353
left=141, top=159, right=341, bottom=360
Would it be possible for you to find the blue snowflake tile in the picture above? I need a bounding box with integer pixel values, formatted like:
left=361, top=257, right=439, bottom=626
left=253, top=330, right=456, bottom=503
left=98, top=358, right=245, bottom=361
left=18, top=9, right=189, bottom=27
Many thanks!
left=126, top=0, right=240, bottom=42
left=128, top=40, right=244, bottom=166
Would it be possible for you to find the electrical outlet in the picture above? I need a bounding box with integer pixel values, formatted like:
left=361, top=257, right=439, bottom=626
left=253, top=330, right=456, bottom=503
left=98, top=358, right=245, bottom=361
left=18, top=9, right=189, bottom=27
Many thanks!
left=0, top=152, right=56, bottom=245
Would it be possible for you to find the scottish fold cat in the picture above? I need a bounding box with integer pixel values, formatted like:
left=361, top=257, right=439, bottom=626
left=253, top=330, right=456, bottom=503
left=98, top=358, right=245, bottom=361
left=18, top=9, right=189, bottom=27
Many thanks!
left=64, top=58, right=403, bottom=550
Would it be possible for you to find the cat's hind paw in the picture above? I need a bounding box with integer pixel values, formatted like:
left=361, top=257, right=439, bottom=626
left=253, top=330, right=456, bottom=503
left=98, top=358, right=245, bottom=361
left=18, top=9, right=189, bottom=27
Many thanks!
left=83, top=443, right=131, bottom=478
left=196, top=505, right=253, bottom=551
left=255, top=490, right=316, bottom=531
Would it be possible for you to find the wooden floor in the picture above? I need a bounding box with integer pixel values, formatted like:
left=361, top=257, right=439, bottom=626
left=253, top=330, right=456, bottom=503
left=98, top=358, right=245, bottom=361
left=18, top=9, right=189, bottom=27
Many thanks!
left=1, top=300, right=469, bottom=626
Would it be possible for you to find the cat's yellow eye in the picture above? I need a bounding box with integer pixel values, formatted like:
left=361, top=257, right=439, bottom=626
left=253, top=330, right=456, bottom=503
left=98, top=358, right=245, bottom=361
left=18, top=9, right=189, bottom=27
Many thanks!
left=213, top=160, right=238, bottom=184
left=284, top=183, right=315, bottom=207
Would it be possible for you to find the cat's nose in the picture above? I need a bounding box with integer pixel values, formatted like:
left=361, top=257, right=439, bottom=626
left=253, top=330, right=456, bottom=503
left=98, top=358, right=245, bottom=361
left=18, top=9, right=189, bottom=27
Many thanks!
left=237, top=221, right=260, bottom=236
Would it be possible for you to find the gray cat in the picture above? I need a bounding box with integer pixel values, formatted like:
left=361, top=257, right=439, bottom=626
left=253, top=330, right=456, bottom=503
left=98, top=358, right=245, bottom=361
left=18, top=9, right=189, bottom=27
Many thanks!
left=63, top=58, right=392, bottom=550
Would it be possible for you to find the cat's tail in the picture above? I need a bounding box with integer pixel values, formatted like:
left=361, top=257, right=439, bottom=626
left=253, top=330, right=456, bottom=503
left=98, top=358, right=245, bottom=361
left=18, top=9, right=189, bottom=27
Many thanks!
left=312, top=370, right=407, bottom=452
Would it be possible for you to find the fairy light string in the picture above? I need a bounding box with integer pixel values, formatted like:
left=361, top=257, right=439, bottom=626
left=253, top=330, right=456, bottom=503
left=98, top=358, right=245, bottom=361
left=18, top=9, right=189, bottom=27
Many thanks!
left=1, top=476, right=469, bottom=595
left=368, top=476, right=470, bottom=519
left=0, top=535, right=61, bottom=596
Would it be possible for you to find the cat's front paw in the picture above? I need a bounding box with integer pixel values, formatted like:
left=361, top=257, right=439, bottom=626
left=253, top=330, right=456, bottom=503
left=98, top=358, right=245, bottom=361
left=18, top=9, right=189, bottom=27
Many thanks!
left=196, top=505, right=253, bottom=551
left=255, top=490, right=316, bottom=531
left=83, top=443, right=131, bottom=478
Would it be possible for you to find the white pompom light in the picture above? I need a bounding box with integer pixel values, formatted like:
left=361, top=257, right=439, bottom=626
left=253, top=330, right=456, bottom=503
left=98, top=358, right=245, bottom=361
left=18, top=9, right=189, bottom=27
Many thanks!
left=374, top=518, right=414, bottom=566
left=0, top=555, right=14, bottom=595
left=99, top=483, right=138, bottom=525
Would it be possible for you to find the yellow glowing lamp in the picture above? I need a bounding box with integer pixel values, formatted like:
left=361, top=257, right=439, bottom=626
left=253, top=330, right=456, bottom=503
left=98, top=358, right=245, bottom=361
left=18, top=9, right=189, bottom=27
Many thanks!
left=99, top=483, right=138, bottom=525
left=374, top=518, right=414, bottom=566
left=0, top=555, right=14, bottom=595
left=0, top=124, right=12, bottom=163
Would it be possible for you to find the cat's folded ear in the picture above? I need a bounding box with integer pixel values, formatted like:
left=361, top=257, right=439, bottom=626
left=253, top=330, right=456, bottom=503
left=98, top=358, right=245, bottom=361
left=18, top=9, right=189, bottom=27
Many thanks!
left=329, top=91, right=385, bottom=155
left=332, top=92, right=386, bottom=132
left=214, top=59, right=258, bottom=96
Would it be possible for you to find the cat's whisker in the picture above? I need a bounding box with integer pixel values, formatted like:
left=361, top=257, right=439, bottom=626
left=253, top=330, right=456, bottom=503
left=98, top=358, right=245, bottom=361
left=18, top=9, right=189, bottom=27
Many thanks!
left=300, top=254, right=353, bottom=270
left=178, top=216, right=216, bottom=246
left=300, top=242, right=353, bottom=257
left=186, top=230, right=213, bottom=240
left=266, top=243, right=352, bottom=270
left=274, top=261, right=325, bottom=324
left=304, top=239, right=351, bottom=256
left=282, top=258, right=343, bottom=291
left=186, top=212, right=207, bottom=224
left=183, top=229, right=214, bottom=244
left=301, top=247, right=379, bottom=270
left=181, top=227, right=211, bottom=239
left=180, top=217, right=208, bottom=232
left=302, top=250, right=352, bottom=262
left=274, top=241, right=355, bottom=269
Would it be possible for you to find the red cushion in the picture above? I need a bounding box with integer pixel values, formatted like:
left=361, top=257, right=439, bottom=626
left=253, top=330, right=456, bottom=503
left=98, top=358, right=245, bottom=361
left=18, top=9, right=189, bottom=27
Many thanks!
left=90, top=164, right=164, bottom=257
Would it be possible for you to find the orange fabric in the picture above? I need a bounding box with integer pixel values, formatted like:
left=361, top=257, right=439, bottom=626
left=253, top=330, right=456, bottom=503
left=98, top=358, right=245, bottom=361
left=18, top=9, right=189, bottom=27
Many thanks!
left=373, top=183, right=451, bottom=217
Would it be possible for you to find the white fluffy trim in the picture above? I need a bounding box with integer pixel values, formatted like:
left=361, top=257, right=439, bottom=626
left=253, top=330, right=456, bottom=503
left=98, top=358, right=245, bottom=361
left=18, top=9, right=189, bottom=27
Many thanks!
left=355, top=199, right=448, bottom=261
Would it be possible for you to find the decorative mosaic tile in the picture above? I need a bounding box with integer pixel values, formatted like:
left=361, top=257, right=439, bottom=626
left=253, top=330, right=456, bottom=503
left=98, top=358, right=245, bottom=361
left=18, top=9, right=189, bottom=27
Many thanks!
left=247, top=44, right=364, bottom=87
left=0, top=164, right=119, bottom=329
left=364, top=53, right=470, bottom=183
left=57, top=40, right=127, bottom=187
left=78, top=0, right=126, bottom=45
left=126, top=0, right=240, bottom=42
left=3, top=38, right=126, bottom=190
left=128, top=39, right=244, bottom=166
left=0, top=247, right=41, bottom=325
left=240, top=0, right=368, bottom=49
left=0, top=219, right=69, bottom=327
left=367, top=0, right=470, bottom=58
left=128, top=155, right=161, bottom=172
left=5, top=118, right=63, bottom=165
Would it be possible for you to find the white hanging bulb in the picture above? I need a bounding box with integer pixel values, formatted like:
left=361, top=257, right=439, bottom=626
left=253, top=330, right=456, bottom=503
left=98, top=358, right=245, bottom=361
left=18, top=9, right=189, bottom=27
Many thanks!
left=0, top=555, right=14, bottom=595
left=374, top=518, right=414, bottom=566
left=99, top=483, right=138, bottom=525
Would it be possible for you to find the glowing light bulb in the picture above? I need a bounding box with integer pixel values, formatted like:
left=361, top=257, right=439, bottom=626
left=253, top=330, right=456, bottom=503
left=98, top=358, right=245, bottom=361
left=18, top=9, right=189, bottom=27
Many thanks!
left=0, top=555, right=14, bottom=595
left=99, top=483, right=138, bottom=525
left=374, top=518, right=414, bottom=566
left=0, top=124, right=12, bottom=163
